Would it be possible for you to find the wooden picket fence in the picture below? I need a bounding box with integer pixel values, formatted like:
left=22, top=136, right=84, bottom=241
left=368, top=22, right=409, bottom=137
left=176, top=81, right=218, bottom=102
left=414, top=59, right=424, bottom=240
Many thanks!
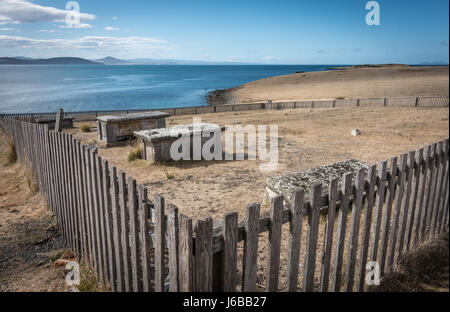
left=1, top=116, right=449, bottom=292
left=1, top=96, right=448, bottom=122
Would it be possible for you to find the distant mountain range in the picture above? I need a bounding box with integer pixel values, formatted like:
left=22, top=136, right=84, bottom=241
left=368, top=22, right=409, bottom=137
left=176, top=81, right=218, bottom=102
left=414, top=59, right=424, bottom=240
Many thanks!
left=0, top=56, right=257, bottom=65
left=94, top=56, right=259, bottom=65
left=0, top=57, right=102, bottom=65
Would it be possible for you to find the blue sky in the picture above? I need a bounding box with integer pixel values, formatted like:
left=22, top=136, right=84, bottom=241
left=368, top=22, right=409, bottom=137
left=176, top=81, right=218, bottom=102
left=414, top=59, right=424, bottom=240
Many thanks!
left=0, top=0, right=448, bottom=64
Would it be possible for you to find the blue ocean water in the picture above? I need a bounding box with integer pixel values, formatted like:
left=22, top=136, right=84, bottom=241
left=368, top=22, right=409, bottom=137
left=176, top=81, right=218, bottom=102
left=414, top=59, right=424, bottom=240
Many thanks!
left=0, top=65, right=342, bottom=113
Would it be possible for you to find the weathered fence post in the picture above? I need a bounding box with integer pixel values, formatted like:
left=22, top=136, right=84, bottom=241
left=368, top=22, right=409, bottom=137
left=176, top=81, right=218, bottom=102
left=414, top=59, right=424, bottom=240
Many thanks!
left=303, top=184, right=322, bottom=292
left=242, top=203, right=260, bottom=292
left=55, top=108, right=63, bottom=132
left=287, top=189, right=305, bottom=292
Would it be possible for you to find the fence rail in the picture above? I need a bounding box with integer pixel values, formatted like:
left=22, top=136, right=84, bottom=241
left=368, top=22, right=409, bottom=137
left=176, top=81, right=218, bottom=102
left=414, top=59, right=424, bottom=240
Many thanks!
left=1, top=96, right=448, bottom=122
left=1, top=115, right=448, bottom=292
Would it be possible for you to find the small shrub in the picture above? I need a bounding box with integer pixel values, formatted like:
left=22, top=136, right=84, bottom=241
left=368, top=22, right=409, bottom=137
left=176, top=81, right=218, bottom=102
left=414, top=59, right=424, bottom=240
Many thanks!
left=163, top=165, right=175, bottom=180
left=80, top=124, right=91, bottom=133
left=127, top=147, right=142, bottom=162
left=76, top=263, right=101, bottom=292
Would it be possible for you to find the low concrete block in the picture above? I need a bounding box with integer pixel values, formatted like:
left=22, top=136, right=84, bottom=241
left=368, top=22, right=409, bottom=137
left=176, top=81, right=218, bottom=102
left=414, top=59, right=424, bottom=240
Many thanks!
left=97, top=111, right=170, bottom=145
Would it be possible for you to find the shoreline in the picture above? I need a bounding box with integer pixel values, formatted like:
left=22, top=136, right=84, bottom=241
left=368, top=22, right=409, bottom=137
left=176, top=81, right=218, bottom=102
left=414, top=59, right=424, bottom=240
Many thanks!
left=207, top=65, right=449, bottom=106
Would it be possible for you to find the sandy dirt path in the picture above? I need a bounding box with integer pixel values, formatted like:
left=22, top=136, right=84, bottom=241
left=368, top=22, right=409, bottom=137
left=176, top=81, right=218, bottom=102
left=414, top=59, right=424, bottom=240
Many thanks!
left=0, top=147, right=70, bottom=292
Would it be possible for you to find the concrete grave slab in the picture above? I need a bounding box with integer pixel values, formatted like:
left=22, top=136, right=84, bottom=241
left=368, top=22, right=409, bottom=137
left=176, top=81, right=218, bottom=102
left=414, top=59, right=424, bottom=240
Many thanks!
left=97, top=111, right=170, bottom=146
left=266, top=159, right=369, bottom=205
left=134, top=123, right=225, bottom=162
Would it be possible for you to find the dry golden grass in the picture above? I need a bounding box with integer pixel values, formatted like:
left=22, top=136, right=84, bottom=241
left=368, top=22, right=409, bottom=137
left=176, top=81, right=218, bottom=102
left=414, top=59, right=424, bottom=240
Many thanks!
left=127, top=147, right=142, bottom=162
left=0, top=119, right=17, bottom=164
left=80, top=124, right=92, bottom=133
left=372, top=232, right=449, bottom=292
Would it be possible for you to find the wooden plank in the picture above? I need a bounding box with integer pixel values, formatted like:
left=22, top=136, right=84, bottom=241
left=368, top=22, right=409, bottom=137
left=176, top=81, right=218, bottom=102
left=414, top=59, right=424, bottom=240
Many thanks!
left=397, top=150, right=415, bottom=255
left=128, top=177, right=141, bottom=292
left=59, top=133, right=70, bottom=246
left=437, top=140, right=449, bottom=233
left=54, top=132, right=65, bottom=238
left=90, top=149, right=103, bottom=281
left=369, top=160, right=388, bottom=262
left=343, top=169, right=365, bottom=292
left=379, top=157, right=398, bottom=274
left=441, top=172, right=450, bottom=231
left=58, top=134, right=70, bottom=246
left=241, top=203, right=260, bottom=292
left=44, top=130, right=54, bottom=213
left=80, top=144, right=92, bottom=262
left=415, top=145, right=431, bottom=244
left=179, top=214, right=194, bottom=292
left=356, top=164, right=377, bottom=292
left=331, top=173, right=353, bottom=292
left=167, top=204, right=180, bottom=292
left=431, top=142, right=446, bottom=234
left=319, top=179, right=338, bottom=292
left=303, top=184, right=322, bottom=292
left=72, top=139, right=82, bottom=260
left=423, top=143, right=437, bottom=234
left=70, top=137, right=81, bottom=259
left=138, top=185, right=152, bottom=292
left=102, top=159, right=117, bottom=292
left=405, top=149, right=423, bottom=250
left=427, top=142, right=442, bottom=233
left=118, top=171, right=131, bottom=292
left=110, top=166, right=124, bottom=292
left=287, top=189, right=305, bottom=292
left=153, top=194, right=165, bottom=292
left=66, top=134, right=78, bottom=256
left=48, top=133, right=60, bottom=234
left=266, top=195, right=284, bottom=292
left=84, top=146, right=96, bottom=268
left=388, top=154, right=407, bottom=269
left=95, top=154, right=108, bottom=285
left=55, top=108, right=63, bottom=132
left=223, top=212, right=238, bottom=292
left=195, top=217, right=213, bottom=292
left=55, top=133, right=66, bottom=244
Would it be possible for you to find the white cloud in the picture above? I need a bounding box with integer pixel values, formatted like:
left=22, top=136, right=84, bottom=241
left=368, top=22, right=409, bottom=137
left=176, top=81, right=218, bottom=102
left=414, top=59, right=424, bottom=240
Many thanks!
left=112, top=16, right=118, bottom=21
left=262, top=56, right=279, bottom=61
left=59, top=23, right=93, bottom=29
left=0, top=0, right=95, bottom=27
left=0, top=35, right=168, bottom=54
left=0, top=27, right=18, bottom=31
left=37, top=29, right=56, bottom=33
left=105, top=26, right=120, bottom=31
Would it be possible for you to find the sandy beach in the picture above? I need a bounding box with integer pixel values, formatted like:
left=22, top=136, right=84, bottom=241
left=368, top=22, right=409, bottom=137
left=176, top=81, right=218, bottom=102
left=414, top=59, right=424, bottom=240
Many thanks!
left=208, top=65, right=449, bottom=105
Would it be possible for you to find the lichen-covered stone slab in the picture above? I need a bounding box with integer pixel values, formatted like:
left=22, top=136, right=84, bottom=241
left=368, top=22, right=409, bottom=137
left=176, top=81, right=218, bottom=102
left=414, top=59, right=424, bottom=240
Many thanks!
left=266, top=159, right=369, bottom=204
left=97, top=111, right=170, bottom=124
left=134, top=123, right=225, bottom=143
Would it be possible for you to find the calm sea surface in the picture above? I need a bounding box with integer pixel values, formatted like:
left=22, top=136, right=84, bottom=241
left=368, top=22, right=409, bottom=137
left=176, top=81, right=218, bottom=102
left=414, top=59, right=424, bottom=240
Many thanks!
left=0, top=65, right=343, bottom=113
